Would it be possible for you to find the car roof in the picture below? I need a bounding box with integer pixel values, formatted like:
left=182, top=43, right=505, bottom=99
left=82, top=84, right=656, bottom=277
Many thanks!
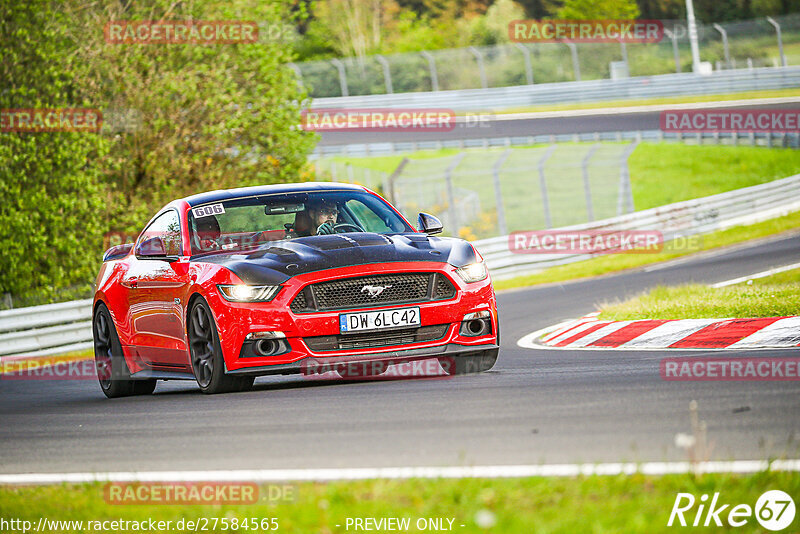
left=182, top=182, right=368, bottom=207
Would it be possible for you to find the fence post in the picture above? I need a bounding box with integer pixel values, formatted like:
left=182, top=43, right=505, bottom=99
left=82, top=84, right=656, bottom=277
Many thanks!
left=538, top=145, right=557, bottom=228
left=617, top=141, right=638, bottom=215
left=766, top=17, right=787, bottom=67
left=468, top=46, right=488, bottom=89
left=582, top=145, right=600, bottom=222
left=492, top=149, right=512, bottom=235
left=712, top=24, right=731, bottom=69
left=330, top=58, right=349, bottom=97
left=287, top=62, right=304, bottom=88
left=514, top=43, right=534, bottom=84
left=445, top=153, right=466, bottom=234
left=664, top=29, right=681, bottom=73
left=619, top=40, right=629, bottom=75
left=420, top=51, right=439, bottom=91
left=564, top=42, right=581, bottom=81
left=375, top=55, right=393, bottom=94
left=386, top=157, right=409, bottom=205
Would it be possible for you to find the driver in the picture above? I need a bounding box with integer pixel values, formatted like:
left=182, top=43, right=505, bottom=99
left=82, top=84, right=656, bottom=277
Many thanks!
left=308, top=200, right=339, bottom=235
left=194, top=215, right=221, bottom=251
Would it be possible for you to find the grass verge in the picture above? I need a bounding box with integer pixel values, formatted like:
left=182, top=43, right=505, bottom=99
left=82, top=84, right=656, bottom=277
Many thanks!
left=599, top=268, right=800, bottom=320
left=494, top=210, right=800, bottom=291
left=1, top=472, right=799, bottom=533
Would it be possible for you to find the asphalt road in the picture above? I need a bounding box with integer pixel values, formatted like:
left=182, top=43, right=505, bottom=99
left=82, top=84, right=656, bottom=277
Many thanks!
left=1, top=233, right=799, bottom=474
left=317, top=101, right=800, bottom=145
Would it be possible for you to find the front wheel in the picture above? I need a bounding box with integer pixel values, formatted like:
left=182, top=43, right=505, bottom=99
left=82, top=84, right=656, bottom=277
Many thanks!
left=439, top=348, right=498, bottom=376
left=188, top=298, right=254, bottom=394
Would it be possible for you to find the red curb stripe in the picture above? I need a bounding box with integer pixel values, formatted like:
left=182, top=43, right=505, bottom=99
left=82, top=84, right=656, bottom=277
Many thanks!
left=669, top=317, right=784, bottom=348
left=542, top=320, right=595, bottom=343
left=554, top=322, right=610, bottom=347
left=588, top=320, right=669, bottom=347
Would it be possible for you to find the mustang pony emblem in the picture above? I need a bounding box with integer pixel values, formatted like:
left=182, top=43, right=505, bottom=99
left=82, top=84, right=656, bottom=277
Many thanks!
left=361, top=284, right=392, bottom=298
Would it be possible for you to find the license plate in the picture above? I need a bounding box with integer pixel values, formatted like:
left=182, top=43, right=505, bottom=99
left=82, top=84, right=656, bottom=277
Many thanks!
left=339, top=307, right=421, bottom=333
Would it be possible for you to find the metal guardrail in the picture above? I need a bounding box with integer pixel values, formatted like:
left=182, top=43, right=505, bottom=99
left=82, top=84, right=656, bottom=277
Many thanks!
left=312, top=130, right=800, bottom=158
left=0, top=299, right=93, bottom=359
left=310, top=67, right=800, bottom=112
left=2, top=174, right=799, bottom=358
left=474, top=173, right=800, bottom=279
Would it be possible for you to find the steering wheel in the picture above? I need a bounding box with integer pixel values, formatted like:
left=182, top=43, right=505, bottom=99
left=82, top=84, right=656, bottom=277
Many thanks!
left=333, top=223, right=363, bottom=233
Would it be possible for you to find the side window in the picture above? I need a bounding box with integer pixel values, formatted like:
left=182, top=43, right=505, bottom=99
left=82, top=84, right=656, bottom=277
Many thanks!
left=141, top=210, right=182, bottom=256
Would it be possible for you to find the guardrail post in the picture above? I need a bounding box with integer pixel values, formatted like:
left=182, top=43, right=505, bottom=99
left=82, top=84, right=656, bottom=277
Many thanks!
left=712, top=24, right=731, bottom=69
left=538, top=145, right=557, bottom=228
left=619, top=40, right=629, bottom=75
left=492, top=149, right=512, bottom=235
left=766, top=17, right=787, bottom=67
left=617, top=141, right=638, bottom=215
left=514, top=43, right=534, bottom=84
left=564, top=42, right=581, bottom=81
left=375, top=55, right=393, bottom=94
left=420, top=51, right=439, bottom=91
left=330, top=59, right=349, bottom=97
left=3, top=294, right=11, bottom=309
left=468, top=47, right=488, bottom=89
left=664, top=29, right=681, bottom=73
left=582, top=145, right=600, bottom=222
left=445, top=153, right=466, bottom=233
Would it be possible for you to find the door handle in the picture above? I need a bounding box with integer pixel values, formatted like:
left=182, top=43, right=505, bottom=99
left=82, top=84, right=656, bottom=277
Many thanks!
left=124, top=276, right=138, bottom=288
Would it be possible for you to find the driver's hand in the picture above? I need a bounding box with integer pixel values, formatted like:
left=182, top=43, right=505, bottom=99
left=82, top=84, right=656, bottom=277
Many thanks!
left=316, top=222, right=335, bottom=235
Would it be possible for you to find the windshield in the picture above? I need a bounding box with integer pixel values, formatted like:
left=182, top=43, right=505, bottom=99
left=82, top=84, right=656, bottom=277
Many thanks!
left=188, top=190, right=413, bottom=255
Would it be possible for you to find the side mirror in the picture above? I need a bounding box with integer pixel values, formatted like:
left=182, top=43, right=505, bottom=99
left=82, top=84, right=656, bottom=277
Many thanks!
left=418, top=213, right=443, bottom=235
left=136, top=236, right=168, bottom=258
left=103, top=243, right=133, bottom=262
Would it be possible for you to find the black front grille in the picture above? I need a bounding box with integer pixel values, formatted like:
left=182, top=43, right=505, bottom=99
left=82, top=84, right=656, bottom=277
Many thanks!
left=290, top=273, right=456, bottom=313
left=304, top=324, right=449, bottom=351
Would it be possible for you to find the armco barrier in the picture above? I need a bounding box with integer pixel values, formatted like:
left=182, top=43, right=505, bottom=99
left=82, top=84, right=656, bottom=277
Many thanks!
left=2, top=174, right=799, bottom=359
left=474, top=173, right=800, bottom=279
left=311, top=67, right=800, bottom=112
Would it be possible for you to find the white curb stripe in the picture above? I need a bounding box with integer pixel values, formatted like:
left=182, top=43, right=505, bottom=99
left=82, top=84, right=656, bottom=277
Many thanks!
left=568, top=321, right=632, bottom=348
left=728, top=317, right=800, bottom=348
left=2, top=460, right=800, bottom=485
left=711, top=262, right=800, bottom=288
left=544, top=320, right=601, bottom=345
left=620, top=319, right=721, bottom=349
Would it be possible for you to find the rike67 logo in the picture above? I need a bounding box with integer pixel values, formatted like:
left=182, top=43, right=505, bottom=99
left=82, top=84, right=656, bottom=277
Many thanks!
left=668, top=490, right=796, bottom=530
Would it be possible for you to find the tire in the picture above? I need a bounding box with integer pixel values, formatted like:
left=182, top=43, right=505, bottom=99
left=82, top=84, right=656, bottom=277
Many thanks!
left=188, top=298, right=253, bottom=394
left=93, top=303, right=157, bottom=398
left=439, top=348, right=498, bottom=376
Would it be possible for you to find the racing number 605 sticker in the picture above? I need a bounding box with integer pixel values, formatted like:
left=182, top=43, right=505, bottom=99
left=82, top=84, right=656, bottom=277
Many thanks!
left=193, top=204, right=225, bottom=218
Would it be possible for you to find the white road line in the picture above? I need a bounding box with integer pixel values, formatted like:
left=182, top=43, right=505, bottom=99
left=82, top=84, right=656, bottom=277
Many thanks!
left=711, top=262, right=800, bottom=288
left=2, top=460, right=799, bottom=484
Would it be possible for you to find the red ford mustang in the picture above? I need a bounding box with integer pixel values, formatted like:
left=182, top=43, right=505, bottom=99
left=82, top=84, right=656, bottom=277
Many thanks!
left=93, top=183, right=499, bottom=396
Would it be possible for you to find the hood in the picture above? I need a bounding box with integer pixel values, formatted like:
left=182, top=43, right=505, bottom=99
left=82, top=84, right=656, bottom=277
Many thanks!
left=197, top=232, right=479, bottom=285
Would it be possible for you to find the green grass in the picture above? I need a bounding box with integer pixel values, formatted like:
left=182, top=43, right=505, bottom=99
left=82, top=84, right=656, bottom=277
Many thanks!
left=494, top=210, right=800, bottom=291
left=2, top=472, right=799, bottom=533
left=599, top=268, right=800, bottom=320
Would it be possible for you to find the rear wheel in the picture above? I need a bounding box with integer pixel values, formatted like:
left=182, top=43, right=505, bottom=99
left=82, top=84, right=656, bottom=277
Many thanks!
left=188, top=299, right=253, bottom=394
left=439, top=348, right=498, bottom=376
left=93, top=303, right=157, bottom=398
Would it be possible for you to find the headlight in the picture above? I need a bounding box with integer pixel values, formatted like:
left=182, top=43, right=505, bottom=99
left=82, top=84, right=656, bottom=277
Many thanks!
left=217, top=284, right=280, bottom=302
left=456, top=261, right=488, bottom=283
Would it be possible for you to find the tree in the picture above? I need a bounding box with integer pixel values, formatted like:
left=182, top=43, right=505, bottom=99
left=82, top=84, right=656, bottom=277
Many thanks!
left=0, top=0, right=109, bottom=302
left=558, top=0, right=640, bottom=19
